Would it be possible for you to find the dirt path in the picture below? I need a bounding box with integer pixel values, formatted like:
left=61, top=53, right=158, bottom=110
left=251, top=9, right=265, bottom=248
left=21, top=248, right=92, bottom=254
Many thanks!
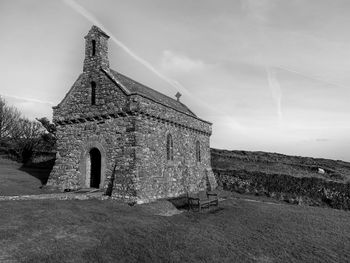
left=0, top=189, right=107, bottom=201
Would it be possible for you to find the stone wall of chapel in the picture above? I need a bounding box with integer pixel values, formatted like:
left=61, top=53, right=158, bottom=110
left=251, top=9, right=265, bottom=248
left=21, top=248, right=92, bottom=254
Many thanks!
left=48, top=25, right=217, bottom=202
left=47, top=116, right=137, bottom=197
left=133, top=113, right=214, bottom=202
left=132, top=94, right=212, bottom=134
left=53, top=71, right=128, bottom=122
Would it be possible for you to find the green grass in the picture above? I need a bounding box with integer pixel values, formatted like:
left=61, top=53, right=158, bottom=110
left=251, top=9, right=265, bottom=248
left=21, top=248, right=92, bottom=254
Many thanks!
left=0, top=158, right=58, bottom=196
left=0, top=158, right=42, bottom=196
left=1, top=157, right=349, bottom=262
left=0, top=197, right=349, bottom=262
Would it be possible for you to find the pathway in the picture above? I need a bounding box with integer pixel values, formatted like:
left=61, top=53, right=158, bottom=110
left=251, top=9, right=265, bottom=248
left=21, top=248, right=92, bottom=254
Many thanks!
left=0, top=189, right=108, bottom=201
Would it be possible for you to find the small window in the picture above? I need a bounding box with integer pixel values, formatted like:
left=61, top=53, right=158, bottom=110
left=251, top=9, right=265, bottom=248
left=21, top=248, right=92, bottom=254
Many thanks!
left=166, top=134, right=173, bottom=161
left=92, top=40, right=96, bottom=56
left=196, top=141, right=201, bottom=162
left=91, top=81, right=96, bottom=105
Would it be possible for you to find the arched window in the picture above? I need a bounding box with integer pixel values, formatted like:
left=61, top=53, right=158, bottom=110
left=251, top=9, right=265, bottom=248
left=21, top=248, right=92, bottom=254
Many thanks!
left=196, top=141, right=201, bottom=162
left=166, top=133, right=173, bottom=161
left=92, top=40, right=96, bottom=56
left=91, top=81, right=96, bottom=105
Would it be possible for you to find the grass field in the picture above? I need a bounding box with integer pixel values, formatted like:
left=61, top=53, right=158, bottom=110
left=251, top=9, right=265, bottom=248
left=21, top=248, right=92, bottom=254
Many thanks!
left=0, top=158, right=57, bottom=196
left=0, top=158, right=44, bottom=196
left=1, top=157, right=349, bottom=262
left=0, top=197, right=349, bottom=262
left=211, top=149, right=350, bottom=182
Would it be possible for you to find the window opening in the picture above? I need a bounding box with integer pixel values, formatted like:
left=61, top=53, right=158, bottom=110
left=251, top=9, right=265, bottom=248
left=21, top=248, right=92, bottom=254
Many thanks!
left=196, top=141, right=201, bottom=162
left=167, top=134, right=174, bottom=161
left=91, top=81, right=96, bottom=105
left=92, top=40, right=96, bottom=56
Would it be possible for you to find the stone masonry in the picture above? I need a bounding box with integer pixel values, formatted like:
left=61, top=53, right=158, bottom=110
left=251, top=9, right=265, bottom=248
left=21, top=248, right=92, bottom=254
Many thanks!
left=47, top=25, right=217, bottom=203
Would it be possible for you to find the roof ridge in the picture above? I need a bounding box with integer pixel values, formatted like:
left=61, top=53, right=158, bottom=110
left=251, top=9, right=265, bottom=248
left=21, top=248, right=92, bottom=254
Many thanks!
left=176, top=100, right=197, bottom=116
left=111, top=69, right=177, bottom=102
left=110, top=69, right=197, bottom=117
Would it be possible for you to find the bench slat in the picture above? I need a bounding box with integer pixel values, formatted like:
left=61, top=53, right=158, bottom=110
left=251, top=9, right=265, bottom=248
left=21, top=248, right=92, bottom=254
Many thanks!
left=187, top=191, right=219, bottom=211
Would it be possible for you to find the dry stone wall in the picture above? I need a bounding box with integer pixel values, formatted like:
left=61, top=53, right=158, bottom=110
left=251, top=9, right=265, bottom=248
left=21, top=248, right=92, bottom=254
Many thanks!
left=214, top=169, right=350, bottom=210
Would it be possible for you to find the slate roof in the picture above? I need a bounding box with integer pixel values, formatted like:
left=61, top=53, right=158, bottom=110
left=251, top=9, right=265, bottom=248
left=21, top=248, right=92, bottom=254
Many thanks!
left=109, top=69, right=196, bottom=117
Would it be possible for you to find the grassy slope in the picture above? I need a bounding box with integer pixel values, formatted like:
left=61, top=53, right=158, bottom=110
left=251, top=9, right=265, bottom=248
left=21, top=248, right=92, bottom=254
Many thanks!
left=211, top=149, right=350, bottom=182
left=0, top=158, right=46, bottom=196
left=0, top=198, right=349, bottom=263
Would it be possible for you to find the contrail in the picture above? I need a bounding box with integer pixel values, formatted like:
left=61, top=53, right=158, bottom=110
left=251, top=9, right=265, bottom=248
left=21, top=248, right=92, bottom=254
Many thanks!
left=62, top=0, right=246, bottom=133
left=2, top=94, right=54, bottom=105
left=242, top=0, right=284, bottom=122
left=276, top=65, right=349, bottom=90
left=266, top=66, right=283, bottom=121
left=63, top=0, right=190, bottom=96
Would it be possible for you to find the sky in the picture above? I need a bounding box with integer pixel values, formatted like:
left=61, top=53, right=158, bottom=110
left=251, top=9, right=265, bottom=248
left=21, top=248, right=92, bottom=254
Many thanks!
left=0, top=0, right=349, bottom=161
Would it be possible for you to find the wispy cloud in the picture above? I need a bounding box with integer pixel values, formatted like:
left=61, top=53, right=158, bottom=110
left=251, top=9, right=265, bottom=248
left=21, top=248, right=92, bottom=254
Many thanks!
left=241, top=0, right=283, bottom=122
left=266, top=66, right=283, bottom=121
left=241, top=0, right=273, bottom=24
left=62, top=0, right=191, bottom=96
left=276, top=65, right=349, bottom=90
left=160, top=50, right=206, bottom=73
left=2, top=94, right=54, bottom=105
left=316, top=138, right=330, bottom=142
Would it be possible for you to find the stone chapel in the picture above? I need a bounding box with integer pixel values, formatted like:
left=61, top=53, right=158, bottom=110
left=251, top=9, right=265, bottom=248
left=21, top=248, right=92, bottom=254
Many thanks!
left=47, top=25, right=217, bottom=203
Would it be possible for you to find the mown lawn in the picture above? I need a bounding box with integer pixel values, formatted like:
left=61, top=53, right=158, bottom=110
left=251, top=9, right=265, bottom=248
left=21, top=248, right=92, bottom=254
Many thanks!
left=0, top=197, right=349, bottom=263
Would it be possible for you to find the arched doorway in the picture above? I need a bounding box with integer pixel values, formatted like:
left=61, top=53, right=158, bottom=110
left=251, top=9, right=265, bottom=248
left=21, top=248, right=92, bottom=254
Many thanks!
left=79, top=140, right=106, bottom=189
left=89, top=148, right=101, bottom=188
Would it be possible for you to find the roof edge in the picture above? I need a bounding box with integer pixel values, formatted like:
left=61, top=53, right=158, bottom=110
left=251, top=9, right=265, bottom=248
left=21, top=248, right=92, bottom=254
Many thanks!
left=53, top=73, right=84, bottom=109
left=101, top=68, right=130, bottom=95
left=129, top=93, right=213, bottom=125
left=84, top=25, right=110, bottom=39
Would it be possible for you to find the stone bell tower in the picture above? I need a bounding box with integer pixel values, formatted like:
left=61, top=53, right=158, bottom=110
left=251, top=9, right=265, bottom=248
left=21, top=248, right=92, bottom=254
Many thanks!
left=83, top=25, right=110, bottom=72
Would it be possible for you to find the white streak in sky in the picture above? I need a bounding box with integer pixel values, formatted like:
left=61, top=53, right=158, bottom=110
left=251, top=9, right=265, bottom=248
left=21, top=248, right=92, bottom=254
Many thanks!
left=2, top=94, right=54, bottom=105
left=242, top=0, right=283, bottom=122
left=63, top=0, right=246, bottom=133
left=276, top=65, right=349, bottom=90
left=62, top=0, right=190, bottom=96
left=266, top=66, right=282, bottom=121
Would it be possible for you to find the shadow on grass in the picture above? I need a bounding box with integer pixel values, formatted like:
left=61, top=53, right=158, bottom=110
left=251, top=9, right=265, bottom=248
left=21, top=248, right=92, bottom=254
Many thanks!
left=19, top=159, right=55, bottom=185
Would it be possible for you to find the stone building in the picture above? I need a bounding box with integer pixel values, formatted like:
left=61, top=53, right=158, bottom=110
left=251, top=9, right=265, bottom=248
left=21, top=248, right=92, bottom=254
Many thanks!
left=47, top=25, right=217, bottom=203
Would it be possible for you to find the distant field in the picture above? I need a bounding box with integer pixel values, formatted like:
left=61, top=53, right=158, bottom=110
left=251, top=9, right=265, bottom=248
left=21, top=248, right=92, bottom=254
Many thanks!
left=0, top=196, right=349, bottom=262
left=211, top=148, right=350, bottom=182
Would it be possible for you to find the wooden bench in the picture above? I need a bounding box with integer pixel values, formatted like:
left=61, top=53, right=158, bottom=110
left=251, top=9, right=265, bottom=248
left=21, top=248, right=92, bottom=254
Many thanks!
left=187, top=190, right=219, bottom=211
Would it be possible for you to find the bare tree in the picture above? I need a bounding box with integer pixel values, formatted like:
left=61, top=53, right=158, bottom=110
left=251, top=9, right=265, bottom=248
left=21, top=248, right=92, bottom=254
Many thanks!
left=11, top=118, right=45, bottom=163
left=0, top=96, right=49, bottom=162
left=0, top=96, right=57, bottom=163
left=0, top=96, right=22, bottom=140
left=36, top=117, right=57, bottom=153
